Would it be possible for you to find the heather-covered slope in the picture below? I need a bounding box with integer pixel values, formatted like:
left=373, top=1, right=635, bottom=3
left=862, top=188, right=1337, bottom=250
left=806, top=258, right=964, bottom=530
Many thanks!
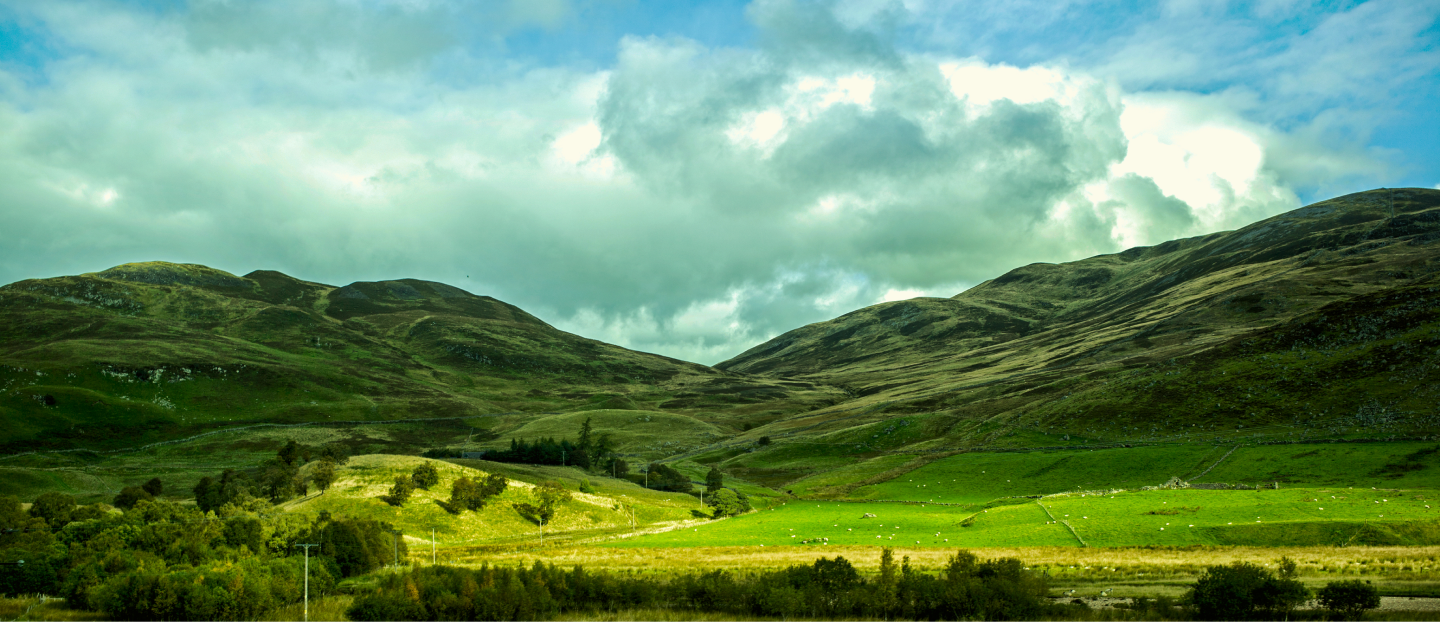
left=0, top=263, right=843, bottom=453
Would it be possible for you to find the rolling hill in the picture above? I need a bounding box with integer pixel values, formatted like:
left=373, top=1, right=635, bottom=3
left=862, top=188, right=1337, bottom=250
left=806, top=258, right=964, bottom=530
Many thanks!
left=701, top=188, right=1440, bottom=483
left=0, top=262, right=843, bottom=453
left=3, top=188, right=1439, bottom=494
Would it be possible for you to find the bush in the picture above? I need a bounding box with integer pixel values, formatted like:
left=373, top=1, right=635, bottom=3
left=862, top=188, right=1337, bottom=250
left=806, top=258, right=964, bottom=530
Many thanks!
left=411, top=463, right=440, bottom=490
left=709, top=489, right=751, bottom=518
left=28, top=492, right=75, bottom=530
left=437, top=473, right=507, bottom=514
left=381, top=476, right=413, bottom=507
left=645, top=463, right=692, bottom=493
left=1187, top=561, right=1308, bottom=620
left=1318, top=580, right=1380, bottom=620
left=113, top=486, right=154, bottom=511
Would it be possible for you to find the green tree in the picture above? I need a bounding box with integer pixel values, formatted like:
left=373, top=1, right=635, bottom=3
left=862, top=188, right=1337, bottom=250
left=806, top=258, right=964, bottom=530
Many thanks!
left=278, top=439, right=304, bottom=466
left=1192, top=561, right=1284, bottom=619
left=383, top=476, right=414, bottom=507
left=312, top=459, right=337, bottom=494
left=141, top=478, right=163, bottom=497
left=757, top=436, right=772, bottom=446
left=513, top=481, right=570, bottom=526
left=577, top=416, right=594, bottom=454
left=875, top=548, right=899, bottom=617
left=705, top=467, right=724, bottom=493
left=112, top=486, right=154, bottom=511
left=709, top=489, right=751, bottom=518
left=411, top=463, right=440, bottom=490
left=438, top=473, right=507, bottom=514
left=28, top=491, right=75, bottom=529
left=646, top=462, right=692, bottom=493
left=1318, top=580, right=1380, bottom=621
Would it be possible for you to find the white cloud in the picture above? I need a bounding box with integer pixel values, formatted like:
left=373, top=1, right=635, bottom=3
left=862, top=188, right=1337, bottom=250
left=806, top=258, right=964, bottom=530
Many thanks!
left=0, top=0, right=1416, bottom=365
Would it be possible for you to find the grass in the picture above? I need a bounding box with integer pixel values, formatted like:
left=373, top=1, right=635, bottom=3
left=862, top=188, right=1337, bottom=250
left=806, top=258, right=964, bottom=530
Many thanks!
left=600, top=485, right=1440, bottom=550
left=284, top=455, right=704, bottom=549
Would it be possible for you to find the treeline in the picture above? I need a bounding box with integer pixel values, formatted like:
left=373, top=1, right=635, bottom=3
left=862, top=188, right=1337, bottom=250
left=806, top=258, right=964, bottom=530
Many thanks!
left=192, top=440, right=350, bottom=512
left=474, top=417, right=628, bottom=474
left=348, top=549, right=1049, bottom=621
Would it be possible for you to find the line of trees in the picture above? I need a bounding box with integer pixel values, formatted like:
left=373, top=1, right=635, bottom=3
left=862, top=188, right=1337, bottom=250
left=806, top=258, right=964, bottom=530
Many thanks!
left=483, top=417, right=630, bottom=475
left=347, top=549, right=1050, bottom=621
left=192, top=441, right=351, bottom=512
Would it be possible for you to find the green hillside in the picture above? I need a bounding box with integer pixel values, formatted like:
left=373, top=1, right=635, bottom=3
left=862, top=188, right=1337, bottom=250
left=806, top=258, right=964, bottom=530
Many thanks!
left=698, top=188, right=1440, bottom=485
left=0, top=263, right=844, bottom=454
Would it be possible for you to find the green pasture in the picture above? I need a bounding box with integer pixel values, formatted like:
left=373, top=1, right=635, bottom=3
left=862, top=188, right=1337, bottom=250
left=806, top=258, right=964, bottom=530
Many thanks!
left=1197, top=442, right=1440, bottom=487
left=851, top=445, right=1222, bottom=503
left=850, top=442, right=1440, bottom=504
left=606, top=500, right=1077, bottom=549
left=1043, top=487, right=1440, bottom=547
left=609, top=486, right=1440, bottom=550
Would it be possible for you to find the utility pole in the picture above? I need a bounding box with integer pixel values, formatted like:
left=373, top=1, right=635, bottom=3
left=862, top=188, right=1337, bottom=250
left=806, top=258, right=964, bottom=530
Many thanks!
left=294, top=544, right=318, bottom=622
left=432, top=528, right=436, bottom=565
left=562, top=450, right=566, bottom=466
left=391, top=530, right=402, bottom=568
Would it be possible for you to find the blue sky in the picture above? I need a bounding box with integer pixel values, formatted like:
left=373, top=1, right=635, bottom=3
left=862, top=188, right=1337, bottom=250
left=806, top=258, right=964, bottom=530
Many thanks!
left=0, top=0, right=1436, bottom=364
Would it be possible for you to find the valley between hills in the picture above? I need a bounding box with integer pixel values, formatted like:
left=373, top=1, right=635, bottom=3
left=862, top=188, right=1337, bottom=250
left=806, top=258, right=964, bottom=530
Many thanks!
left=3, top=187, right=1440, bottom=619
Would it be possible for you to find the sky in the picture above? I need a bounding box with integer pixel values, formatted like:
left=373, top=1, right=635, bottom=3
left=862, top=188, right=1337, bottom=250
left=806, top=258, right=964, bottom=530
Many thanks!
left=1, top=0, right=1437, bottom=365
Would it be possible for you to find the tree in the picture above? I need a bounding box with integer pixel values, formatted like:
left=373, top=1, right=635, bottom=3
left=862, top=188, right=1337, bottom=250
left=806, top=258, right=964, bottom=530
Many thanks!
left=312, top=459, right=337, bottom=494
left=709, top=489, right=750, bottom=518
left=141, top=478, right=163, bottom=497
left=411, top=463, right=440, bottom=490
left=382, top=476, right=414, bottom=507
left=29, top=491, right=75, bottom=529
left=706, top=467, right=724, bottom=493
left=646, top=463, right=692, bottom=493
left=757, top=436, right=772, bottom=446
left=577, top=416, right=594, bottom=454
left=1187, top=561, right=1308, bottom=620
left=875, top=548, right=899, bottom=617
left=513, top=481, right=570, bottom=526
left=438, top=473, right=507, bottom=514
left=611, top=458, right=629, bottom=478
left=278, top=439, right=304, bottom=466
left=1318, top=580, right=1380, bottom=620
left=318, top=444, right=350, bottom=465
left=112, top=486, right=154, bottom=511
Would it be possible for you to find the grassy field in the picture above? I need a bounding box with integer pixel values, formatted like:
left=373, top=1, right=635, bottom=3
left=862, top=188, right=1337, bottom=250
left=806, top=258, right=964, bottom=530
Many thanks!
left=603, top=485, right=1439, bottom=550
left=285, top=455, right=706, bottom=548
left=842, top=442, right=1440, bottom=502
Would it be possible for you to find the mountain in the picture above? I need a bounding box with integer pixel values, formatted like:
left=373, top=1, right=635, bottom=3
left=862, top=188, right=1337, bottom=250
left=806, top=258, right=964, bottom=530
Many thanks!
left=0, top=262, right=842, bottom=453
left=701, top=188, right=1440, bottom=482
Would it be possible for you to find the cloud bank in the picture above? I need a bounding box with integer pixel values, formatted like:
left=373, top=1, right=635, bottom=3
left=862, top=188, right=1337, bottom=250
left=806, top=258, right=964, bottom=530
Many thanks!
left=0, top=0, right=1434, bottom=364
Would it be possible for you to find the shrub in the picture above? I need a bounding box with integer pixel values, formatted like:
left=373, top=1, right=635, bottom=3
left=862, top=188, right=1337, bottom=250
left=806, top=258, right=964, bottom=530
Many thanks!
left=437, top=473, right=507, bottom=514
left=645, top=463, right=692, bottom=493
left=141, top=478, right=163, bottom=497
left=28, top=492, right=75, bottom=530
left=411, top=463, right=440, bottom=490
left=113, top=486, right=154, bottom=511
left=709, top=489, right=751, bottom=518
left=1318, top=580, right=1380, bottom=620
left=382, top=476, right=414, bottom=507
left=1187, top=561, right=1308, bottom=620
